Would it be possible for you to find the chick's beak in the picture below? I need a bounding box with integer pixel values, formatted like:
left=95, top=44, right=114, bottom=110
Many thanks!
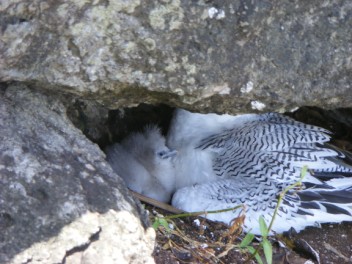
left=161, top=149, right=178, bottom=159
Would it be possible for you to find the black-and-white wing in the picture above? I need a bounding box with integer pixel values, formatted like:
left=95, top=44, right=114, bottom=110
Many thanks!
left=172, top=112, right=352, bottom=234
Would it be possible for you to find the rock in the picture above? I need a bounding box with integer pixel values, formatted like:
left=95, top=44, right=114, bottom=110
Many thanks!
left=11, top=211, right=155, bottom=264
left=0, top=84, right=155, bottom=263
left=1, top=1, right=351, bottom=262
left=1, top=1, right=351, bottom=113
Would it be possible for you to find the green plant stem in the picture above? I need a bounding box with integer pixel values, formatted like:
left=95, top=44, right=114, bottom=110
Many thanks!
left=160, top=204, right=244, bottom=220
left=266, top=165, right=307, bottom=234
left=245, top=165, right=308, bottom=264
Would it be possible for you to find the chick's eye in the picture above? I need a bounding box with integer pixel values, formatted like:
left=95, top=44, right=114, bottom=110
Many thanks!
left=156, top=149, right=177, bottom=159
left=156, top=150, right=167, bottom=157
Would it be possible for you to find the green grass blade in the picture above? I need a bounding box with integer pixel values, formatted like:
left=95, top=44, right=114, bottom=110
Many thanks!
left=159, top=218, right=170, bottom=230
left=247, top=246, right=264, bottom=264
left=262, top=238, right=273, bottom=264
left=152, top=217, right=170, bottom=231
left=240, top=232, right=255, bottom=247
left=259, top=216, right=269, bottom=237
left=152, top=218, right=160, bottom=230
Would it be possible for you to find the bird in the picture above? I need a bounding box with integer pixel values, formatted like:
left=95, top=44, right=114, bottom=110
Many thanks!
left=105, top=125, right=177, bottom=203
left=168, top=109, right=352, bottom=234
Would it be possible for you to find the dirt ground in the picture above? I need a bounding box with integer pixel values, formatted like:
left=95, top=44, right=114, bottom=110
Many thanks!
left=149, top=206, right=352, bottom=264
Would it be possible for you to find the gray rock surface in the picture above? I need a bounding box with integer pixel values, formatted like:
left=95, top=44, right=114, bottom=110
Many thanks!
left=11, top=210, right=155, bottom=264
left=0, top=84, right=155, bottom=263
left=1, top=0, right=351, bottom=113
left=0, top=1, right=351, bottom=262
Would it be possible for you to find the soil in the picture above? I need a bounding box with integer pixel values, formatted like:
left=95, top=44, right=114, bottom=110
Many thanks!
left=148, top=205, right=352, bottom=264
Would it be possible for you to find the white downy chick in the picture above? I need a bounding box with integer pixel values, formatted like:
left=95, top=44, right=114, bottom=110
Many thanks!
left=106, top=125, right=177, bottom=203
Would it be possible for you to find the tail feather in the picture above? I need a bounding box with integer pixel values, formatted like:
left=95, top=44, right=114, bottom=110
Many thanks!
left=321, top=203, right=352, bottom=216
left=296, top=175, right=352, bottom=223
left=299, top=189, right=352, bottom=204
left=319, top=143, right=352, bottom=170
left=298, top=201, right=352, bottom=217
left=311, top=171, right=351, bottom=180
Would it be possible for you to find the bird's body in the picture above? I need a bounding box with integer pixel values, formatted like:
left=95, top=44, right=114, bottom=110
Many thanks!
left=169, top=109, right=352, bottom=234
left=106, top=109, right=352, bottom=234
left=105, top=125, right=177, bottom=203
left=167, top=110, right=261, bottom=189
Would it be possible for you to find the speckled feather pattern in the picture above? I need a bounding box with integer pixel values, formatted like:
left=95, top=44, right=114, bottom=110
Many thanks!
left=169, top=110, right=352, bottom=234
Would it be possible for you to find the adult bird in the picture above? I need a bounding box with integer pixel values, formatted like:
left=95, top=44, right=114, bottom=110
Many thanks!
left=168, top=109, right=352, bottom=234
left=105, top=125, right=177, bottom=203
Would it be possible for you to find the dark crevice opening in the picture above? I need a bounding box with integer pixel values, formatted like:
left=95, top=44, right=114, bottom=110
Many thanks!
left=67, top=102, right=176, bottom=150
left=66, top=101, right=352, bottom=153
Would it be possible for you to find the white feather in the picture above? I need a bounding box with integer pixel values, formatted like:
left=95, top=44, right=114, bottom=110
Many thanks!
left=106, top=125, right=176, bottom=202
left=168, top=109, right=352, bottom=234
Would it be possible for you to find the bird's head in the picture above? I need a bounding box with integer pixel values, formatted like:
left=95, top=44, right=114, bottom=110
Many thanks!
left=122, top=125, right=177, bottom=168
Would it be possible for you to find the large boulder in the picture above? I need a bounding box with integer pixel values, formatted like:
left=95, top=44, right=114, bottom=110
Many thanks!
left=1, top=0, right=351, bottom=113
left=0, top=84, right=155, bottom=263
left=0, top=0, right=351, bottom=262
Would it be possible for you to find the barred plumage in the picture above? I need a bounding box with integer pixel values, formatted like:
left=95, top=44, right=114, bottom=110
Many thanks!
left=169, top=109, right=352, bottom=234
